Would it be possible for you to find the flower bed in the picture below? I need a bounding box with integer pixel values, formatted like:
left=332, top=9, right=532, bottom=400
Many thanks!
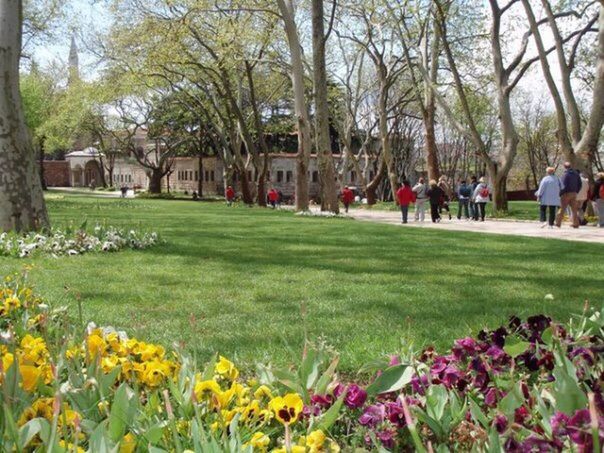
left=0, top=274, right=602, bottom=451
left=0, top=224, right=159, bottom=258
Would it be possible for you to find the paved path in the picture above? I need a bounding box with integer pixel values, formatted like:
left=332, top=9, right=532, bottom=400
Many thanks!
left=345, top=208, right=604, bottom=244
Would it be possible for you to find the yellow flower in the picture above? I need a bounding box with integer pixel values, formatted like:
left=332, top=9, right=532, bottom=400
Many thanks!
left=18, top=398, right=54, bottom=425
left=141, top=360, right=171, bottom=387
left=245, top=431, right=270, bottom=451
left=254, top=385, right=273, bottom=400
left=272, top=447, right=306, bottom=453
left=19, top=365, right=42, bottom=392
left=58, top=440, right=85, bottom=453
left=4, top=296, right=20, bottom=312
left=101, top=355, right=120, bottom=373
left=86, top=333, right=107, bottom=358
left=215, top=356, right=239, bottom=380
left=269, top=393, right=304, bottom=426
left=119, top=432, right=136, bottom=453
left=306, top=430, right=326, bottom=450
left=194, top=379, right=221, bottom=401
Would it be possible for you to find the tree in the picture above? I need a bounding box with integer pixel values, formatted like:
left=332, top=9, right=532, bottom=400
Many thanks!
left=311, top=0, right=339, bottom=213
left=0, top=0, right=49, bottom=232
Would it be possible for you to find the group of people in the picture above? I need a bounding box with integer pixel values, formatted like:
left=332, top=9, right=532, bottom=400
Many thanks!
left=536, top=163, right=604, bottom=228
left=224, top=185, right=282, bottom=208
left=396, top=175, right=491, bottom=224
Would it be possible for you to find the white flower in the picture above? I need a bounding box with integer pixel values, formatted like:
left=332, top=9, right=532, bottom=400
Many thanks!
left=544, top=294, right=554, bottom=301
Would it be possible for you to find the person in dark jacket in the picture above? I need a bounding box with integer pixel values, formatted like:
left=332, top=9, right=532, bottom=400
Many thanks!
left=555, top=162, right=582, bottom=228
left=469, top=176, right=479, bottom=220
left=427, top=180, right=444, bottom=223
left=457, top=180, right=472, bottom=220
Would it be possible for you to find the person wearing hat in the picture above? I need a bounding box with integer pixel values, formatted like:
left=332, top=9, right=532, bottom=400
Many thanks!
left=472, top=177, right=490, bottom=221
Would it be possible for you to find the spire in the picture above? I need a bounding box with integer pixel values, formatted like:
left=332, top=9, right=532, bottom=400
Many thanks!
left=68, top=35, right=80, bottom=84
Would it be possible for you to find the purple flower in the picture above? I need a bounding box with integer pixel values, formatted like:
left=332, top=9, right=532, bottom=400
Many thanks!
left=569, top=347, right=594, bottom=366
left=485, top=388, right=499, bottom=407
left=493, top=414, right=508, bottom=434
left=388, top=355, right=401, bottom=366
left=359, top=404, right=386, bottom=428
left=377, top=429, right=396, bottom=449
left=514, top=406, right=530, bottom=425
left=336, top=384, right=367, bottom=409
left=310, top=394, right=333, bottom=409
left=521, top=436, right=555, bottom=452
left=411, top=374, right=429, bottom=395
left=486, top=345, right=506, bottom=361
left=550, top=411, right=570, bottom=436
left=567, top=409, right=596, bottom=450
left=441, top=365, right=463, bottom=388
left=453, top=337, right=478, bottom=360
left=385, top=401, right=405, bottom=428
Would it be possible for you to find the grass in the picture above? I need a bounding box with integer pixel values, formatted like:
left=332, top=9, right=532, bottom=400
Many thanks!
left=1, top=193, right=602, bottom=372
left=360, top=200, right=540, bottom=220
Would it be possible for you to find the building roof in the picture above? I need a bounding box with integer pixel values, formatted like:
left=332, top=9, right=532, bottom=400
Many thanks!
left=65, top=147, right=101, bottom=158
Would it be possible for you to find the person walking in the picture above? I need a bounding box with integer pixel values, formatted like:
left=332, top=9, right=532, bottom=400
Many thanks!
left=469, top=176, right=479, bottom=220
left=576, top=171, right=589, bottom=225
left=593, top=172, right=604, bottom=228
left=555, top=162, right=582, bottom=228
left=341, top=186, right=355, bottom=213
left=457, top=180, right=472, bottom=220
left=472, top=177, right=490, bottom=222
left=427, top=180, right=444, bottom=223
left=535, top=167, right=561, bottom=228
left=268, top=188, right=279, bottom=209
left=396, top=180, right=414, bottom=224
left=437, top=176, right=453, bottom=220
left=225, top=186, right=235, bottom=206
left=412, top=177, right=428, bottom=222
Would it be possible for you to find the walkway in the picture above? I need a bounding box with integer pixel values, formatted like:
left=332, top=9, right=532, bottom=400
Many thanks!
left=347, top=208, right=603, bottom=244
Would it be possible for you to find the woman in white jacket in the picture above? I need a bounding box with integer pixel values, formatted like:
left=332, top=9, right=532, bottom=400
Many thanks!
left=472, top=177, right=490, bottom=221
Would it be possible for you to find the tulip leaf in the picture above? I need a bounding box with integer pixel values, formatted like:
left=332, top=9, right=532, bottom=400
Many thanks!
left=540, top=327, right=553, bottom=346
left=108, top=383, right=136, bottom=442
left=469, top=398, right=489, bottom=429
left=366, top=364, right=413, bottom=396
left=300, top=348, right=320, bottom=390
left=315, top=355, right=340, bottom=395
left=316, top=394, right=345, bottom=432
left=551, top=354, right=587, bottom=415
left=503, top=335, right=530, bottom=358
left=498, top=382, right=523, bottom=417
left=426, top=385, right=448, bottom=421
left=18, top=418, right=50, bottom=448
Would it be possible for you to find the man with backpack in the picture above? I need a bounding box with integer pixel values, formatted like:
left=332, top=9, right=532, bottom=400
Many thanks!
left=457, top=180, right=472, bottom=220
left=555, top=162, right=582, bottom=229
left=593, top=172, right=604, bottom=227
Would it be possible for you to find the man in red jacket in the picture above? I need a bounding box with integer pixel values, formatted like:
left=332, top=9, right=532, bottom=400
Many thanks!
left=396, top=180, right=415, bottom=224
left=225, top=186, right=235, bottom=206
left=268, top=188, right=279, bottom=208
left=341, top=186, right=355, bottom=213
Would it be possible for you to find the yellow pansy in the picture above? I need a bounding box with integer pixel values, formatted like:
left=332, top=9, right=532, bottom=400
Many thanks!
left=269, top=393, right=304, bottom=426
left=254, top=385, right=273, bottom=400
left=119, top=432, right=136, bottom=453
left=245, top=431, right=270, bottom=451
left=58, top=440, right=85, bottom=453
left=272, top=447, right=306, bottom=453
left=101, top=355, right=120, bottom=373
left=86, top=333, right=107, bottom=358
left=18, top=398, right=54, bottom=425
left=19, top=365, right=42, bottom=392
left=215, top=356, right=239, bottom=380
left=141, top=360, right=171, bottom=387
left=194, top=379, right=221, bottom=401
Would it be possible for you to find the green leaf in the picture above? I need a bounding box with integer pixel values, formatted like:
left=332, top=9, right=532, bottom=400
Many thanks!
left=316, top=394, right=345, bottom=432
left=426, top=385, right=448, bottom=422
left=315, top=355, right=339, bottom=395
left=300, top=348, right=321, bottom=390
left=503, top=335, right=530, bottom=358
left=366, top=365, right=413, bottom=396
left=540, top=327, right=553, bottom=346
left=498, top=382, right=523, bottom=417
left=469, top=398, right=489, bottom=429
left=108, top=383, right=137, bottom=442
left=18, top=418, right=51, bottom=448
left=551, top=354, right=588, bottom=414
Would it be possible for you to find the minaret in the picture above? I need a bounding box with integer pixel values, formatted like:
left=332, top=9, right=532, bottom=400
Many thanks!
left=68, top=35, right=80, bottom=85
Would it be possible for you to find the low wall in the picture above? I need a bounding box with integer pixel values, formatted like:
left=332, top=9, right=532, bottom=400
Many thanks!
left=43, top=161, right=70, bottom=187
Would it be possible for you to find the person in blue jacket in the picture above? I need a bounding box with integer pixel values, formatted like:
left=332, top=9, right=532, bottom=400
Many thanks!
left=535, top=167, right=561, bottom=228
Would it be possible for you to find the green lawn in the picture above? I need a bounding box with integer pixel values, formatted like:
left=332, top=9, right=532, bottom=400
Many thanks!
left=1, top=193, right=602, bottom=372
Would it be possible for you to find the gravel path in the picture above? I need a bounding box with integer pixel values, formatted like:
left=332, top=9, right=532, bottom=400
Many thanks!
left=345, top=208, right=604, bottom=244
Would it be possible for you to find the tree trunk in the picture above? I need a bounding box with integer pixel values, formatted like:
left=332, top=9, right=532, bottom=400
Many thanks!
left=492, top=174, right=508, bottom=213
left=238, top=168, right=254, bottom=205
left=277, top=0, right=311, bottom=211
left=378, top=76, right=398, bottom=201
left=38, top=138, right=47, bottom=190
left=423, top=103, right=440, bottom=181
left=198, top=153, right=203, bottom=197
left=366, top=157, right=386, bottom=205
left=0, top=0, right=49, bottom=232
left=148, top=169, right=163, bottom=194
left=312, top=0, right=339, bottom=213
